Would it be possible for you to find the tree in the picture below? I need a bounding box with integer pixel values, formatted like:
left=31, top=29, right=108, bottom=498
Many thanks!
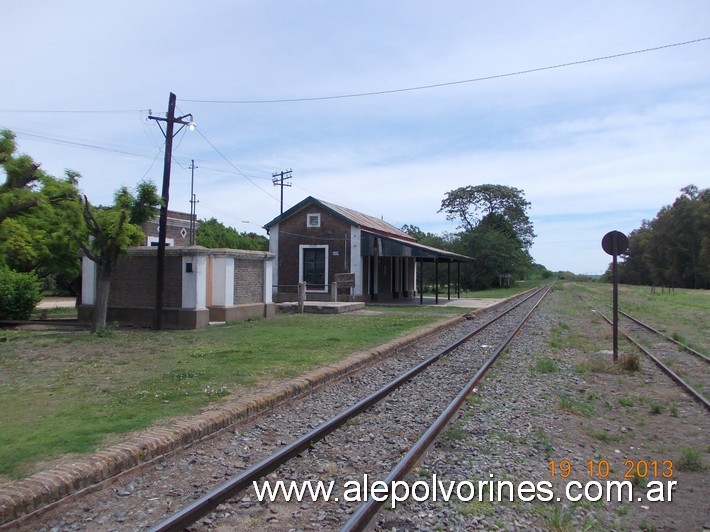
left=439, top=184, right=535, bottom=250
left=0, top=130, right=83, bottom=294
left=77, top=182, right=161, bottom=332
left=196, top=218, right=268, bottom=250
left=616, top=185, right=709, bottom=289
left=401, top=225, right=459, bottom=291
left=0, top=130, right=45, bottom=224
left=439, top=184, right=536, bottom=289
left=618, top=222, right=653, bottom=285
left=457, top=220, right=532, bottom=289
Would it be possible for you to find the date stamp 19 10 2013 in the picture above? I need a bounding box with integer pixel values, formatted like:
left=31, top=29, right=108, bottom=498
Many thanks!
left=549, top=459, right=674, bottom=479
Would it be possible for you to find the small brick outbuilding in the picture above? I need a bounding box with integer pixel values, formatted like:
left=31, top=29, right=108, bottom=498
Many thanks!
left=264, top=196, right=472, bottom=303
left=79, top=246, right=275, bottom=329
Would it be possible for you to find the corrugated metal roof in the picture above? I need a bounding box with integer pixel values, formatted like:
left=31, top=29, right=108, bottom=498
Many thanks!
left=317, top=199, right=416, bottom=241
left=263, top=196, right=473, bottom=261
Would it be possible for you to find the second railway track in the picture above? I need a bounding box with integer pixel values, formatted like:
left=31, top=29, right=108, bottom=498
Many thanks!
left=16, top=283, right=708, bottom=530
left=577, top=293, right=709, bottom=410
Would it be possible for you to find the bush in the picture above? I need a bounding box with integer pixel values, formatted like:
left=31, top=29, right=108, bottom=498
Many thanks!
left=0, top=267, right=42, bottom=320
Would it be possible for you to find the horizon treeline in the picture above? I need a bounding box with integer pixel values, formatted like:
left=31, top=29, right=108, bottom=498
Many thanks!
left=610, top=185, right=709, bottom=289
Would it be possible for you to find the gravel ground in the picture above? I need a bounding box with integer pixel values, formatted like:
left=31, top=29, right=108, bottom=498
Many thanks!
left=377, top=287, right=709, bottom=531
left=17, top=286, right=710, bottom=531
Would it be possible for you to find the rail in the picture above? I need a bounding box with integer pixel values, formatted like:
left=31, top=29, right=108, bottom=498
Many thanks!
left=149, top=286, right=550, bottom=531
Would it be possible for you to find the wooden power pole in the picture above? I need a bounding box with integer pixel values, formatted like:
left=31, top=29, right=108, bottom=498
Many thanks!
left=148, top=92, right=193, bottom=329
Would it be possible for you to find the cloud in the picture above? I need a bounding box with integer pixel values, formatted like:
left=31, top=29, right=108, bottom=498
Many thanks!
left=2, top=1, right=709, bottom=276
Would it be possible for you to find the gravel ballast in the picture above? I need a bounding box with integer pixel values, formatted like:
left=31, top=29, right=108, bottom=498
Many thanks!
left=11, top=286, right=709, bottom=530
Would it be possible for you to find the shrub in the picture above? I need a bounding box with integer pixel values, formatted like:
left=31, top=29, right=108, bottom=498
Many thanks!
left=0, top=267, right=42, bottom=320
left=619, top=353, right=640, bottom=372
left=678, top=446, right=703, bottom=471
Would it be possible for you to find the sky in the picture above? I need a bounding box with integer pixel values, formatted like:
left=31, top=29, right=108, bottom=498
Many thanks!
left=2, top=1, right=708, bottom=274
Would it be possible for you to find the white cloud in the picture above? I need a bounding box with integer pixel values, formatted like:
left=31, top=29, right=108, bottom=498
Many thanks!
left=2, top=0, right=709, bottom=275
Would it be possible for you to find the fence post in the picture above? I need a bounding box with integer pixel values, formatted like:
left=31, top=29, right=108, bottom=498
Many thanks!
left=331, top=282, right=338, bottom=302
left=297, top=281, right=306, bottom=313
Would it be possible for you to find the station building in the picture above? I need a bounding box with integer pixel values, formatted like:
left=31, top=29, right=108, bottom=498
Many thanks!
left=264, top=196, right=473, bottom=303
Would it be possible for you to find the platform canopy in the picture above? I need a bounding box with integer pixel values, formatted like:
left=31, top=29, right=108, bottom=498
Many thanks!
left=360, top=231, right=474, bottom=263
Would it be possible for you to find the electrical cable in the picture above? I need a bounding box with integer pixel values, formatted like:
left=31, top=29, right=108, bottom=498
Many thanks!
left=180, top=37, right=710, bottom=104
left=0, top=108, right=149, bottom=114
left=6, top=129, right=157, bottom=159
left=192, top=127, right=281, bottom=203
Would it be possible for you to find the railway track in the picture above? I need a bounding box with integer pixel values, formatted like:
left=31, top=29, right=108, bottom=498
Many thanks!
left=18, top=283, right=709, bottom=530
left=576, top=293, right=709, bottom=411
left=148, top=285, right=553, bottom=530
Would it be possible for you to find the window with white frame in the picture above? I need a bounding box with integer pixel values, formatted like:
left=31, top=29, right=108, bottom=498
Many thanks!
left=306, top=213, right=321, bottom=228
left=147, top=236, right=175, bottom=246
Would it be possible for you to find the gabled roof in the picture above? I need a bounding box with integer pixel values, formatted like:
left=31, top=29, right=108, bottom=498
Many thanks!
left=264, top=196, right=416, bottom=242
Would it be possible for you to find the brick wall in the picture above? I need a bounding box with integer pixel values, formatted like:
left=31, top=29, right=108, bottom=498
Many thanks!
left=277, top=205, right=352, bottom=294
left=142, top=210, right=196, bottom=247
left=234, top=258, right=264, bottom=304
left=109, top=254, right=182, bottom=308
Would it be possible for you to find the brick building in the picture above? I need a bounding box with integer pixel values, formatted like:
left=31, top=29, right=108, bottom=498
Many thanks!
left=264, top=196, right=472, bottom=303
left=142, top=210, right=197, bottom=247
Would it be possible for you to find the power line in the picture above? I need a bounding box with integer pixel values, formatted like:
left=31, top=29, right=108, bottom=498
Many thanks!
left=6, top=125, right=273, bottom=182
left=0, top=108, right=149, bottom=114
left=181, top=37, right=710, bottom=104
left=193, top=127, right=281, bottom=203
left=7, top=129, right=157, bottom=158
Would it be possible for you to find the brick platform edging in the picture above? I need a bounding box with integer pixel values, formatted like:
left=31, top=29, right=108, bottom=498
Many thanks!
left=0, top=313, right=470, bottom=526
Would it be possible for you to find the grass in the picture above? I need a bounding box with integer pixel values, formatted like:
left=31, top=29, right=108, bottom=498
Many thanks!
left=441, top=421, right=468, bottom=442
left=678, top=446, right=704, bottom=471
left=558, top=393, right=595, bottom=417
left=457, top=279, right=543, bottom=299
left=533, top=426, right=554, bottom=460
left=618, top=395, right=634, bottom=407
left=571, top=282, right=709, bottom=356
left=0, top=308, right=463, bottom=479
left=458, top=499, right=496, bottom=517
left=586, top=427, right=624, bottom=443
left=619, top=353, right=640, bottom=372
left=649, top=401, right=664, bottom=415
left=533, top=355, right=558, bottom=374
left=537, top=503, right=575, bottom=531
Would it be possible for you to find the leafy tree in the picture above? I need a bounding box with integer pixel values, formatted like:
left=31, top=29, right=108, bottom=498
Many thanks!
left=617, top=222, right=653, bottom=285
left=439, top=184, right=535, bottom=250
left=196, top=217, right=268, bottom=250
left=78, top=182, right=161, bottom=332
left=400, top=224, right=454, bottom=250
left=0, top=130, right=83, bottom=294
left=439, top=184, right=535, bottom=289
left=456, top=221, right=532, bottom=290
left=617, top=185, right=708, bottom=289
left=0, top=130, right=45, bottom=224
left=401, top=225, right=459, bottom=291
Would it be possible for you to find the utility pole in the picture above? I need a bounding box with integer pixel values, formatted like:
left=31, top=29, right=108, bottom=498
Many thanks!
left=272, top=169, right=292, bottom=215
left=148, top=92, right=193, bottom=330
left=189, top=159, right=198, bottom=245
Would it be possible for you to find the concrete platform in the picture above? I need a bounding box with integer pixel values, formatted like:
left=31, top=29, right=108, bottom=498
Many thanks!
left=276, top=301, right=366, bottom=314
left=372, top=296, right=504, bottom=309
left=417, top=297, right=503, bottom=309
left=37, top=297, right=76, bottom=309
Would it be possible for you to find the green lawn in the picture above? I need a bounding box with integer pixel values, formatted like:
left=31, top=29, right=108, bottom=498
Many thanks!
left=0, top=307, right=466, bottom=480
left=567, top=281, right=709, bottom=356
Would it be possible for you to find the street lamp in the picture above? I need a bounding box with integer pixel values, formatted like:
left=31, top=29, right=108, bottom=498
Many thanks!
left=148, top=92, right=193, bottom=330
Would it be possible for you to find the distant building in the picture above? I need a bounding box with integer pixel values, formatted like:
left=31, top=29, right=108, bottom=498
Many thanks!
left=80, top=211, right=274, bottom=329
left=263, top=196, right=473, bottom=303
left=142, top=210, right=198, bottom=247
